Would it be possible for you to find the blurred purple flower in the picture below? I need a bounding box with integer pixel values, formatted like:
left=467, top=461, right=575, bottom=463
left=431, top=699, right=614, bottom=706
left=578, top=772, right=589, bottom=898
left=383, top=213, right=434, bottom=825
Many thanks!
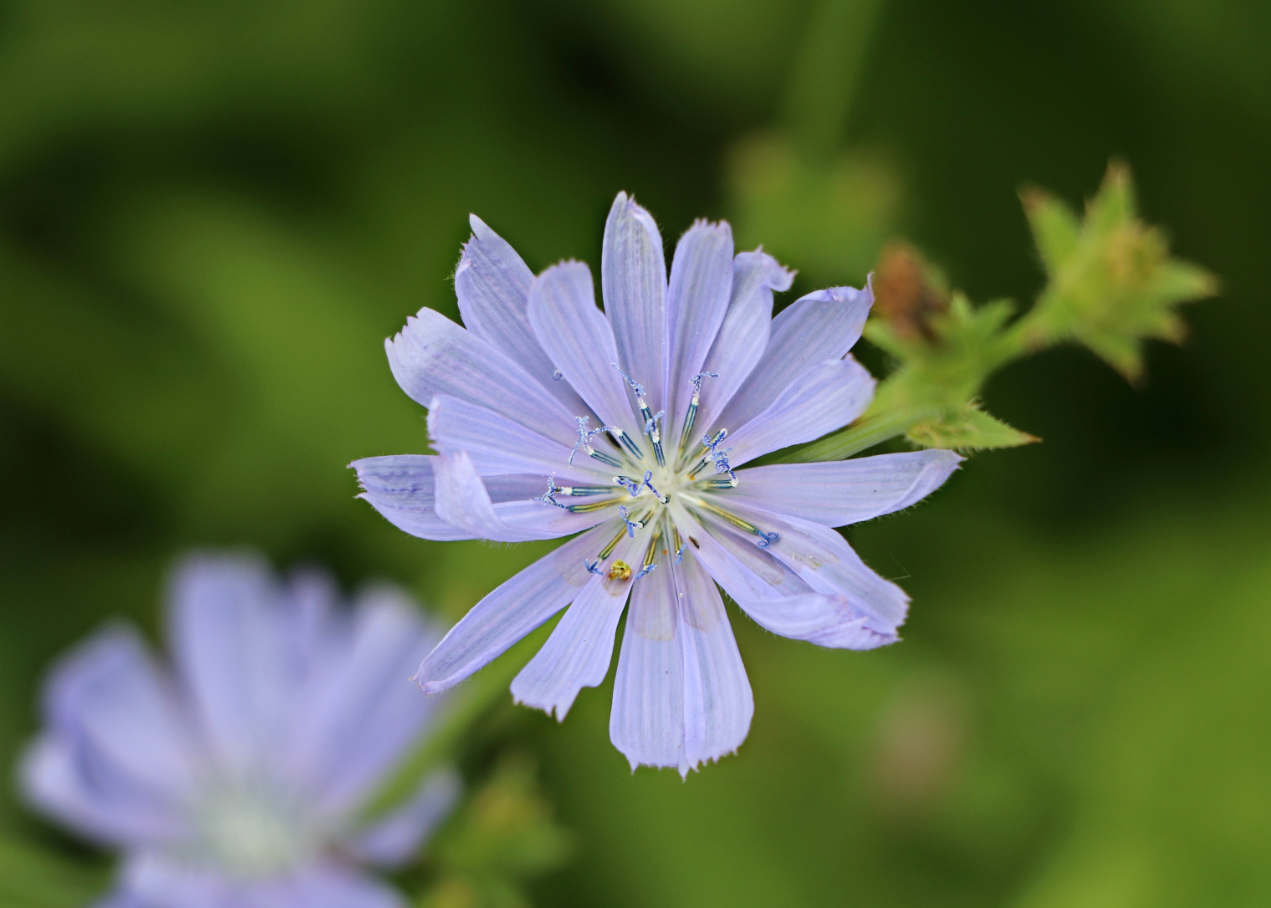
left=352, top=193, right=961, bottom=776
left=20, top=553, right=458, bottom=908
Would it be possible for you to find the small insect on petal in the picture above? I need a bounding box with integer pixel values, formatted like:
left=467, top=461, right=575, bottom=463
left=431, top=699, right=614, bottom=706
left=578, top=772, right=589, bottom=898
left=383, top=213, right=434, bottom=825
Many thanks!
left=607, top=560, right=633, bottom=581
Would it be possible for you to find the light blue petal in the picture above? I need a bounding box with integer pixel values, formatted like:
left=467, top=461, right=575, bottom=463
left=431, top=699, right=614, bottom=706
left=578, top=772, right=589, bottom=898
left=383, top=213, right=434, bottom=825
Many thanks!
left=166, top=553, right=293, bottom=773
left=412, top=522, right=613, bottom=694
left=289, top=588, right=443, bottom=815
left=510, top=530, right=647, bottom=719
left=350, top=455, right=478, bottom=542
left=121, top=851, right=405, bottom=908
left=456, top=215, right=589, bottom=415
left=602, top=193, right=667, bottom=412
left=432, top=452, right=602, bottom=542
left=728, top=450, right=963, bottom=526
left=610, top=541, right=682, bottom=771
left=526, top=261, right=642, bottom=437
left=43, top=626, right=196, bottom=802
left=672, top=502, right=890, bottom=650
left=724, top=356, right=875, bottom=467
left=386, top=308, right=577, bottom=448
left=675, top=550, right=753, bottom=776
left=695, top=250, right=794, bottom=435
left=256, top=865, right=405, bottom=908
left=609, top=547, right=753, bottom=775
left=426, top=394, right=608, bottom=484
left=696, top=499, right=908, bottom=647
left=711, top=282, right=873, bottom=435
left=20, top=734, right=189, bottom=848
left=344, top=768, right=460, bottom=867
left=665, top=221, right=734, bottom=441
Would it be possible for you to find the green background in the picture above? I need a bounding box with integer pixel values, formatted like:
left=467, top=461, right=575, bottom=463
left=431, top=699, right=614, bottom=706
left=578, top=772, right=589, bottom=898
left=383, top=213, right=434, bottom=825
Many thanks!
left=1, top=1, right=1268, bottom=906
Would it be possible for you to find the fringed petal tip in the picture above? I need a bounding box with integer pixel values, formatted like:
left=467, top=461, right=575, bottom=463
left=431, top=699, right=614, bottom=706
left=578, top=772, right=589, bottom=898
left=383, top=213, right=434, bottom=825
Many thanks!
left=618, top=745, right=745, bottom=780
left=740, top=246, right=797, bottom=289
left=509, top=692, right=570, bottom=723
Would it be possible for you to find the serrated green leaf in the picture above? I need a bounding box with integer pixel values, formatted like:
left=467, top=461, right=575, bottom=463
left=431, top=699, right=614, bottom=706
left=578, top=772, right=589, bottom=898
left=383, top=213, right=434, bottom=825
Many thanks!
left=1018, top=163, right=1217, bottom=379
left=906, top=405, right=1039, bottom=451
left=1021, top=189, right=1081, bottom=273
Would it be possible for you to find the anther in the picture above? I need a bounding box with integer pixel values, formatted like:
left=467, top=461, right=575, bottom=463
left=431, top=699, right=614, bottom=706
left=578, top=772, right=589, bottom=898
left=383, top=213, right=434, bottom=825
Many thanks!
left=679, top=371, right=718, bottom=457
left=612, top=363, right=660, bottom=464
left=687, top=496, right=779, bottom=550
left=567, top=498, right=622, bottom=513
left=637, top=528, right=661, bottom=579
left=612, top=428, right=645, bottom=461
left=584, top=559, right=605, bottom=575
left=702, top=477, right=738, bottom=490
left=559, top=485, right=612, bottom=497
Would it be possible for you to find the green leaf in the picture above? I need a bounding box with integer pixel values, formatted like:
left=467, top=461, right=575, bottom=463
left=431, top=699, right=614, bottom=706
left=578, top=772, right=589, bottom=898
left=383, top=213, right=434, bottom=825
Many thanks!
left=1021, top=187, right=1081, bottom=273
left=906, top=405, right=1039, bottom=451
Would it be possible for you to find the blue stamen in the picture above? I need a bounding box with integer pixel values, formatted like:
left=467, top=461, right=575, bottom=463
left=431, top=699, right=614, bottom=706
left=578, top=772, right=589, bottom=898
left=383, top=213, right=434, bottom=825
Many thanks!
left=614, top=475, right=643, bottom=497
left=584, top=559, right=605, bottom=575
left=703, top=428, right=736, bottom=483
left=570, top=416, right=621, bottom=467
left=559, top=485, right=613, bottom=496
left=691, top=371, right=718, bottom=396
left=674, top=542, right=686, bottom=564
left=611, top=363, right=646, bottom=399
left=702, top=477, right=738, bottom=490
left=641, top=470, right=668, bottom=504
left=619, top=505, right=644, bottom=537
left=536, top=476, right=568, bottom=509
left=612, top=363, right=659, bottom=463
left=643, top=410, right=666, bottom=466
left=634, top=562, right=657, bottom=580
left=756, top=530, right=779, bottom=548
left=614, top=429, right=645, bottom=460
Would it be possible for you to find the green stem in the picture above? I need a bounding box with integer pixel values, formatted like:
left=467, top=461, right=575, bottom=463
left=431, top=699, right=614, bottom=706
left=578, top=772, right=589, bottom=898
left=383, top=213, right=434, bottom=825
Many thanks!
left=780, top=0, right=887, bottom=158
left=770, top=406, right=936, bottom=464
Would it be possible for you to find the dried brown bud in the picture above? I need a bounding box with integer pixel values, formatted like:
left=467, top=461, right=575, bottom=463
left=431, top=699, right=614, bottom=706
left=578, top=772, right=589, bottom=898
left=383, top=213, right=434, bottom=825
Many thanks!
left=873, top=241, right=948, bottom=341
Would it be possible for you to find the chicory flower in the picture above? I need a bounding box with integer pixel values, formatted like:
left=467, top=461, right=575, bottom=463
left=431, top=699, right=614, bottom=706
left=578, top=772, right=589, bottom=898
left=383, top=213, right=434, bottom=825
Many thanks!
left=353, top=193, right=961, bottom=776
left=20, top=553, right=457, bottom=908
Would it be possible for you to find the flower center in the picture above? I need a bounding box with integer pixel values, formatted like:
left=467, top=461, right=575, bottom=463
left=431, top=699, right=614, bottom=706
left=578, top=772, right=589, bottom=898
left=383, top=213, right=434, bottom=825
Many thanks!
left=190, top=777, right=324, bottom=880
left=540, top=369, right=780, bottom=580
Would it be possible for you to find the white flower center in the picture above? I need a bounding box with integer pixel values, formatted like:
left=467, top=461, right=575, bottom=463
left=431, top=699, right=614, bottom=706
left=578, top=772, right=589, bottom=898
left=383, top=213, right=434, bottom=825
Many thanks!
left=190, top=778, right=325, bottom=879
left=541, top=369, right=779, bottom=580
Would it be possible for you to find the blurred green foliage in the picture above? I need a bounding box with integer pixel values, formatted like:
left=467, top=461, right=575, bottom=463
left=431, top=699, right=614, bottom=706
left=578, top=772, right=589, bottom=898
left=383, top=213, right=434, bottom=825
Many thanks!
left=417, top=755, right=574, bottom=908
left=0, top=0, right=1268, bottom=906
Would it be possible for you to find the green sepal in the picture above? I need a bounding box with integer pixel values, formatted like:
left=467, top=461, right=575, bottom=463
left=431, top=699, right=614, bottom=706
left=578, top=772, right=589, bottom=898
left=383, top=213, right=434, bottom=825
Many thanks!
left=1019, top=163, right=1218, bottom=380
left=906, top=404, right=1039, bottom=451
